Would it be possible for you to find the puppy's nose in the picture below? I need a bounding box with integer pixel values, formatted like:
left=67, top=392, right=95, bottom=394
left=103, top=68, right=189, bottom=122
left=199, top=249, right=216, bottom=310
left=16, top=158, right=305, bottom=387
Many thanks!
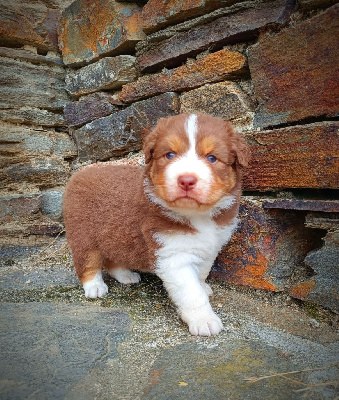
left=178, top=175, right=197, bottom=191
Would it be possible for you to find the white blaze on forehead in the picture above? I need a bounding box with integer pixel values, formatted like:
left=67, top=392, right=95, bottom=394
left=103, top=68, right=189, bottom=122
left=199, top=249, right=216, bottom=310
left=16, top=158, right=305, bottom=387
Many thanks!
left=164, top=114, right=213, bottom=201
left=186, top=113, right=198, bottom=153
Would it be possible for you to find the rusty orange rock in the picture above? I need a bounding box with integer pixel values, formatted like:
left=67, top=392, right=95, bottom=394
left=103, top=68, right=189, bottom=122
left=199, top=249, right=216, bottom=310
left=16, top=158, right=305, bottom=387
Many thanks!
left=290, top=280, right=317, bottom=299
left=244, top=122, right=339, bottom=190
left=249, top=4, right=339, bottom=128
left=212, top=199, right=320, bottom=292
left=119, top=50, right=246, bottom=103
left=58, top=0, right=145, bottom=66
left=0, top=2, right=61, bottom=51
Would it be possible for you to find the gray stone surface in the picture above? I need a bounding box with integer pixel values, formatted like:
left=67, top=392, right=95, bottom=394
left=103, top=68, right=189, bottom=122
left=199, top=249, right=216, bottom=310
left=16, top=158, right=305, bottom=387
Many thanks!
left=0, top=122, right=76, bottom=159
left=180, top=81, right=254, bottom=132
left=65, top=56, right=137, bottom=97
left=0, top=108, right=66, bottom=127
left=64, top=92, right=120, bottom=128
left=41, top=189, right=64, bottom=219
left=0, top=56, right=69, bottom=110
left=75, top=92, right=179, bottom=162
left=304, top=230, right=339, bottom=311
left=0, top=303, right=131, bottom=400
left=0, top=249, right=338, bottom=400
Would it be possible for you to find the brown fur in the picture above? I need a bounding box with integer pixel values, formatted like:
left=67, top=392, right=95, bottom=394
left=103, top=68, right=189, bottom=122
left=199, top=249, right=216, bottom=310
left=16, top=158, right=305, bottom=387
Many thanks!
left=63, top=164, right=194, bottom=283
left=63, top=113, right=249, bottom=285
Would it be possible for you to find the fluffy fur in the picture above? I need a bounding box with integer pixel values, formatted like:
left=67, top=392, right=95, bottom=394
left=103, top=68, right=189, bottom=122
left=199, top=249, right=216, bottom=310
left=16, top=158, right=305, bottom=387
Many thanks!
left=63, top=113, right=249, bottom=336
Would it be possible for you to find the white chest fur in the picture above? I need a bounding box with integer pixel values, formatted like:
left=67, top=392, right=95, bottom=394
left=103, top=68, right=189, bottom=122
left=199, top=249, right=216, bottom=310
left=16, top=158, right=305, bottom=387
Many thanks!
left=154, top=214, right=238, bottom=272
left=153, top=213, right=237, bottom=336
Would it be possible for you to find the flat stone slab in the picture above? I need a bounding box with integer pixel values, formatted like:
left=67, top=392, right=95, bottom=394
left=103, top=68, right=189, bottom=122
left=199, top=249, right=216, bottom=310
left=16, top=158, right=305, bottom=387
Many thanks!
left=65, top=56, right=137, bottom=97
left=138, top=0, right=295, bottom=72
left=119, top=49, right=246, bottom=103
left=59, top=0, right=145, bottom=66
left=248, top=4, right=339, bottom=128
left=244, top=122, right=339, bottom=190
left=74, top=92, right=179, bottom=161
left=0, top=260, right=338, bottom=400
left=0, top=302, right=131, bottom=400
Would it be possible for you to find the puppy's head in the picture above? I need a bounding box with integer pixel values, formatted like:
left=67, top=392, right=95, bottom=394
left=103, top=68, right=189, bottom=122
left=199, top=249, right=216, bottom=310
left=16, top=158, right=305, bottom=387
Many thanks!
left=143, top=113, right=249, bottom=212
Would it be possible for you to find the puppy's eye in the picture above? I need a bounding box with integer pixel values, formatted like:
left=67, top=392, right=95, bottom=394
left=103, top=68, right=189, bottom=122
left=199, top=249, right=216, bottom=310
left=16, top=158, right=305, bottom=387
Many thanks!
left=165, top=152, right=176, bottom=160
left=206, top=154, right=217, bottom=163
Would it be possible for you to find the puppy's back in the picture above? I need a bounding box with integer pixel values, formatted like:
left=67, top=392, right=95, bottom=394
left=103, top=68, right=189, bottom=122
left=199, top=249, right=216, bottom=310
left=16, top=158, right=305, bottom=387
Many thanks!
left=63, top=164, right=148, bottom=271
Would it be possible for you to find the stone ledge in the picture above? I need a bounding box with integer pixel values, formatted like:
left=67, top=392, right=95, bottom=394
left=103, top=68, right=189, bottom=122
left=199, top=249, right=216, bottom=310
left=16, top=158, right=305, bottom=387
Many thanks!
left=138, top=0, right=295, bottom=72
left=58, top=0, right=145, bottom=66
left=119, top=49, right=246, bottom=103
left=244, top=122, right=339, bottom=190
left=65, top=56, right=137, bottom=98
left=75, top=92, right=179, bottom=162
left=249, top=4, right=339, bottom=128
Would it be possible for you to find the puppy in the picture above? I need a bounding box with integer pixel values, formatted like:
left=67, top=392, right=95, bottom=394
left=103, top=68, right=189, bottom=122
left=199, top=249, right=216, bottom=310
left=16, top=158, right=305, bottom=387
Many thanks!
left=63, top=113, right=249, bottom=336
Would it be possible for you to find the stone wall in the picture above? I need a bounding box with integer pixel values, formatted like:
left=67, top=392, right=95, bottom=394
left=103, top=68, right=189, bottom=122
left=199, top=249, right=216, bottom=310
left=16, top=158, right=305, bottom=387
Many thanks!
left=1, top=0, right=338, bottom=311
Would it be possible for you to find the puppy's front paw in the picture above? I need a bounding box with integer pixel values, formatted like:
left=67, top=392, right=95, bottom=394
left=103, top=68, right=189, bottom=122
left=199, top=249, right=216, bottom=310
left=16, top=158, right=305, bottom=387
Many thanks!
left=83, top=280, right=108, bottom=298
left=188, top=311, right=223, bottom=336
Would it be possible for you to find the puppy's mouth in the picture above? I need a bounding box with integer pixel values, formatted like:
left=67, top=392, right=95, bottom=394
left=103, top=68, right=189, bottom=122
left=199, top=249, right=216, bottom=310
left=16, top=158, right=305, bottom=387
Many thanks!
left=170, top=192, right=205, bottom=207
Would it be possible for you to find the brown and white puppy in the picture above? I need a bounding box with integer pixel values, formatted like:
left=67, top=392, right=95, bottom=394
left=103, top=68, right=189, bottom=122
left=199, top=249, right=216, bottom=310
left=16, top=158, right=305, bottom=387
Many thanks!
left=63, top=113, right=249, bottom=336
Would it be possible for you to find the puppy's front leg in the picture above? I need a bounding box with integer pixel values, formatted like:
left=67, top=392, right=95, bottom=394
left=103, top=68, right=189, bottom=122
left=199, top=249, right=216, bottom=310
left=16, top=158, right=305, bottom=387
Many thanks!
left=156, top=258, right=223, bottom=336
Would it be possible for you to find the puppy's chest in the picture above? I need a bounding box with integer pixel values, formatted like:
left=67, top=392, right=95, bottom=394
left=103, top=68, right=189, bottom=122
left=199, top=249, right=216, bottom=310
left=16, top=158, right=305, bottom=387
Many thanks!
left=154, top=215, right=237, bottom=261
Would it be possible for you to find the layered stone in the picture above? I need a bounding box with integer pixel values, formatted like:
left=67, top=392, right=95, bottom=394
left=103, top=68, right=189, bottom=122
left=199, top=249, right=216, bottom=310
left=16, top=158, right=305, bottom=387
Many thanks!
left=74, top=92, right=179, bottom=162
left=64, top=92, right=120, bottom=128
left=65, top=56, right=137, bottom=97
left=0, top=194, right=42, bottom=223
left=0, top=46, right=64, bottom=67
left=58, top=0, right=145, bottom=66
left=244, top=122, right=339, bottom=190
left=249, top=4, right=339, bottom=128
left=142, top=0, right=236, bottom=34
left=138, top=0, right=295, bottom=71
left=0, top=108, right=65, bottom=127
left=119, top=50, right=246, bottom=103
left=0, top=122, right=76, bottom=191
left=291, top=216, right=339, bottom=311
left=180, top=81, right=254, bottom=132
left=212, top=199, right=320, bottom=291
left=0, top=57, right=69, bottom=110
left=0, top=0, right=63, bottom=51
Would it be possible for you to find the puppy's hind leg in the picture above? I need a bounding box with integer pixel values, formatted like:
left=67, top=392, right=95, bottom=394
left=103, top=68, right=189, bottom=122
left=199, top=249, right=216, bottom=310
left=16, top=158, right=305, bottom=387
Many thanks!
left=80, top=250, right=108, bottom=298
left=107, top=267, right=141, bottom=285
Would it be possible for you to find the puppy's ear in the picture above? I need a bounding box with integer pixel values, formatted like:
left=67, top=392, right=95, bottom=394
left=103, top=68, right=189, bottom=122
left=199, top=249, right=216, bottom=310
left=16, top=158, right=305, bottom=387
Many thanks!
left=143, top=126, right=159, bottom=164
left=228, top=123, right=250, bottom=168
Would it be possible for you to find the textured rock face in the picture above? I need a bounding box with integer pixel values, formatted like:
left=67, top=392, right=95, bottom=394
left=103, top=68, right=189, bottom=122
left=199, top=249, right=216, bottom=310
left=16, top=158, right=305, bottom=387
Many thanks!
left=119, top=49, right=246, bottom=103
left=138, top=0, right=295, bottom=71
left=213, top=200, right=320, bottom=291
left=141, top=0, right=235, bottom=34
left=65, top=56, right=137, bottom=97
left=0, top=57, right=69, bottom=110
left=64, top=92, right=120, bottom=128
left=58, top=0, right=145, bottom=66
left=243, top=122, right=339, bottom=190
left=74, top=92, right=179, bottom=162
left=180, top=81, right=254, bottom=132
left=0, top=0, right=66, bottom=51
left=0, top=122, right=76, bottom=192
left=290, top=215, right=339, bottom=311
left=249, top=4, right=339, bottom=128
